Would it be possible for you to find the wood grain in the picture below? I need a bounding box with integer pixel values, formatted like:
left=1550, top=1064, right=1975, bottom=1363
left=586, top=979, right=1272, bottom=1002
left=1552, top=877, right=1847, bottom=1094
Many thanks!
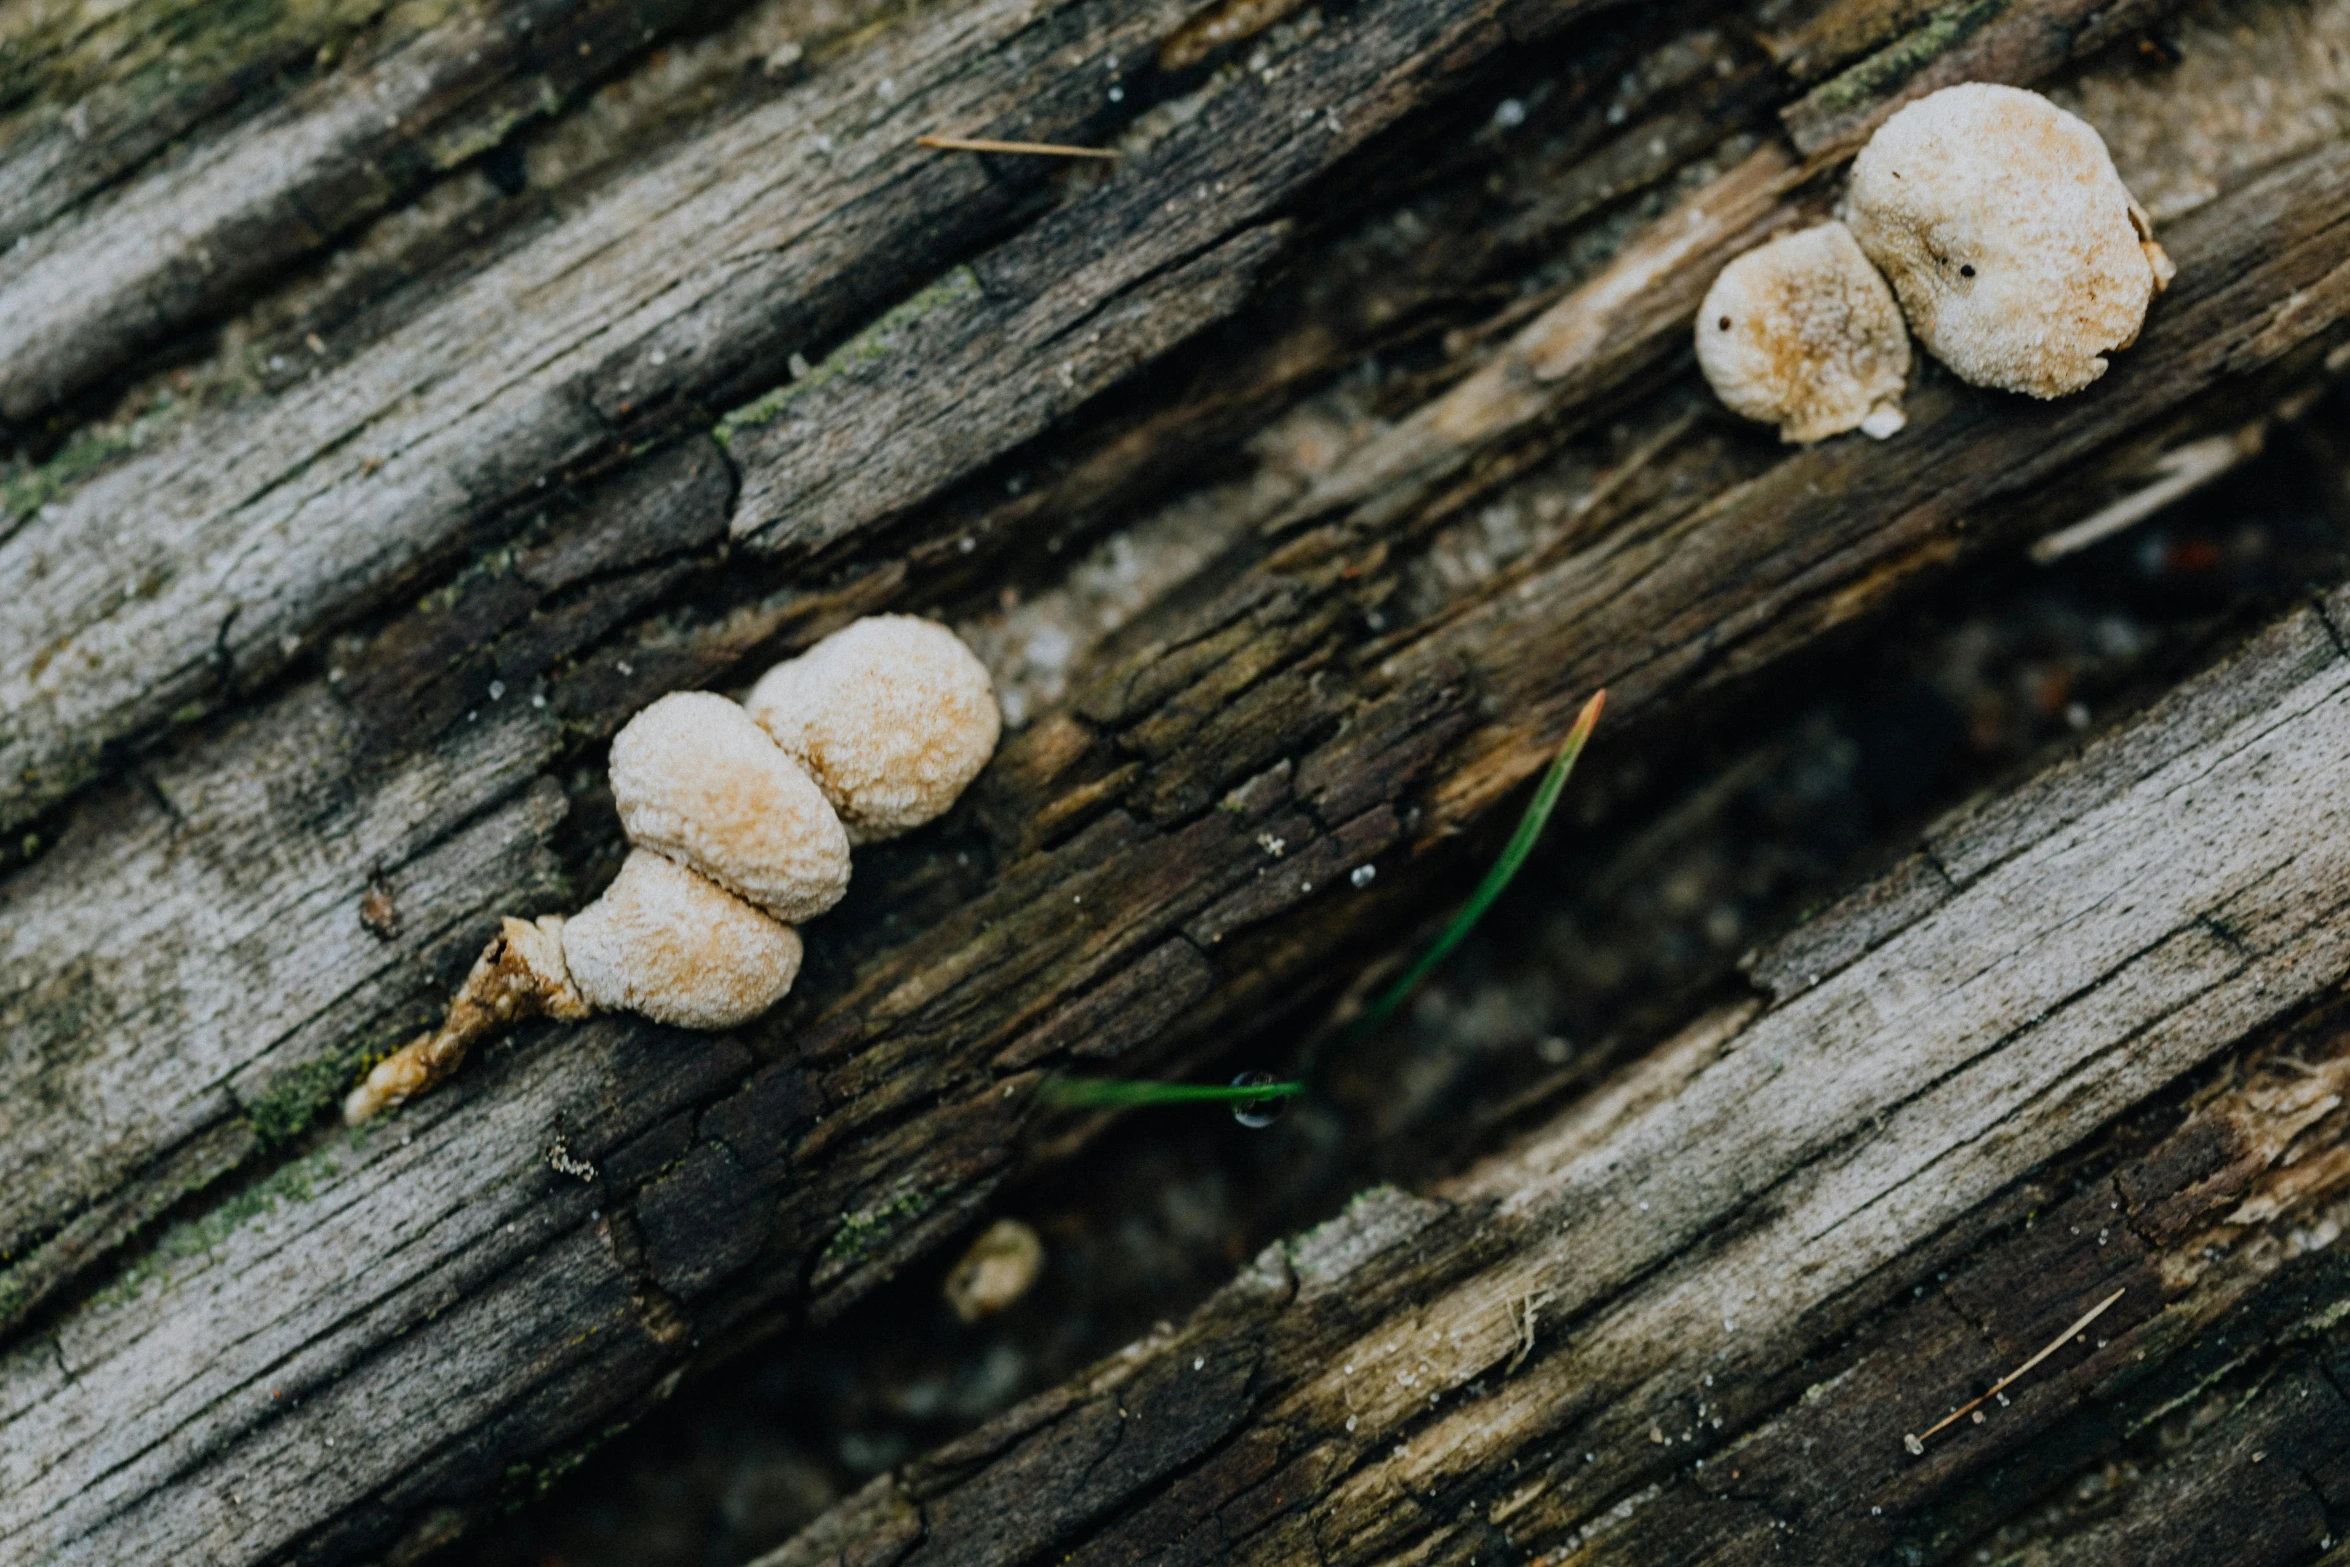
left=0, top=0, right=2344, bottom=1559
left=748, top=582, right=2350, bottom=1567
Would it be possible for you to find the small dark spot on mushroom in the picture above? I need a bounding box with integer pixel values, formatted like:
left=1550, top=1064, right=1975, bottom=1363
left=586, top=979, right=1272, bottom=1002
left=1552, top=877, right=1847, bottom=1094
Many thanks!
left=1959, top=264, right=1975, bottom=278
left=1718, top=316, right=1733, bottom=330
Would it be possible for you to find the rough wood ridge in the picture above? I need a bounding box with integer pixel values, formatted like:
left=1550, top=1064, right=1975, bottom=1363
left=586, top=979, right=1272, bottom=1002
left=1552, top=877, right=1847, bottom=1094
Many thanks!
left=1, top=0, right=2346, bottom=1560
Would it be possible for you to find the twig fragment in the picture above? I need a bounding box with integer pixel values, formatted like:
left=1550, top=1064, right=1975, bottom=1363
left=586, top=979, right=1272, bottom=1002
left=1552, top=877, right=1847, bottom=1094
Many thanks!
left=1904, top=1287, right=2124, bottom=1455
left=1505, top=1291, right=1545, bottom=1374
left=916, top=134, right=1117, bottom=160
left=2029, top=425, right=2264, bottom=563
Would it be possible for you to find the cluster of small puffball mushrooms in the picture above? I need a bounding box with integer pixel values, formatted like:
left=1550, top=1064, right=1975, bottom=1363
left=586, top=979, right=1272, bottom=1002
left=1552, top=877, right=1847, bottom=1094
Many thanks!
left=1696, top=82, right=2177, bottom=443
left=343, top=615, right=1002, bottom=1124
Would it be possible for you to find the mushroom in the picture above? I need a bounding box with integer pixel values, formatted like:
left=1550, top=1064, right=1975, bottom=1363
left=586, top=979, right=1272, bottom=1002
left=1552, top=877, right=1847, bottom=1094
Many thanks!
left=943, top=1217, right=1047, bottom=1323
left=746, top=615, right=1002, bottom=842
left=1844, top=82, right=2175, bottom=400
left=344, top=615, right=1006, bottom=1124
left=341, top=846, right=807, bottom=1125
left=1695, top=221, right=1911, bottom=443
left=609, top=690, right=851, bottom=922
left=561, top=848, right=804, bottom=1028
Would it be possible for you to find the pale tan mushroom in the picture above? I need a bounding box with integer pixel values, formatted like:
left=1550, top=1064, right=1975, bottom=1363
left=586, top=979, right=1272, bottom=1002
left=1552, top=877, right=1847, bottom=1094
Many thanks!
left=746, top=615, right=1002, bottom=843
left=943, top=1217, right=1047, bottom=1322
left=1844, top=82, right=2173, bottom=399
left=1695, top=221, right=1911, bottom=443
left=346, top=619, right=1002, bottom=1123
left=560, top=848, right=803, bottom=1029
left=609, top=690, right=850, bottom=922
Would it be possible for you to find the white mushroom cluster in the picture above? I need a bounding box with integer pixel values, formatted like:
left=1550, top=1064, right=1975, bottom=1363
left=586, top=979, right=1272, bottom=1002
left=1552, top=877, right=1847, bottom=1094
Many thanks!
left=344, top=614, right=1001, bottom=1124
left=1696, top=82, right=2175, bottom=440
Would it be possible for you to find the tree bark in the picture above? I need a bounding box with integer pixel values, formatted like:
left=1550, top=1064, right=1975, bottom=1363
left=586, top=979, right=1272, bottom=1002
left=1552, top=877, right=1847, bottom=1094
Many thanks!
left=1, top=0, right=2346, bottom=1561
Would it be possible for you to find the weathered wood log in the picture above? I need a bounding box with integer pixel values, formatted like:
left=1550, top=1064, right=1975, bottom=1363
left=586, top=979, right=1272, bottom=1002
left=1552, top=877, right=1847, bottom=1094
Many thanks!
left=0, top=0, right=2242, bottom=835
left=2, top=0, right=2346, bottom=1560
left=750, top=579, right=2350, bottom=1567
left=0, top=0, right=786, bottom=421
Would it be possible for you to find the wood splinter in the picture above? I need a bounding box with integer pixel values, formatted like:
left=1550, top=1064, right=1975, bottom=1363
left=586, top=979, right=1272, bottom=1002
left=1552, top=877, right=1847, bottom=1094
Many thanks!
left=1904, top=1287, right=2125, bottom=1455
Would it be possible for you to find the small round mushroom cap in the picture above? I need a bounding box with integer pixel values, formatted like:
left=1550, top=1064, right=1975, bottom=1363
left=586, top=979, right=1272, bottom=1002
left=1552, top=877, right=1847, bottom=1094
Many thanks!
left=943, top=1217, right=1046, bottom=1323
left=561, top=849, right=803, bottom=1028
left=609, top=690, right=850, bottom=922
left=1845, top=83, right=2170, bottom=399
left=746, top=616, right=1002, bottom=843
left=1695, top=222, right=1911, bottom=444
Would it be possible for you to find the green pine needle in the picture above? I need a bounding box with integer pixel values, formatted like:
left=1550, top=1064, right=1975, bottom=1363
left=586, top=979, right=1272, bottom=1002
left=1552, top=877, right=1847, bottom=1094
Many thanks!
left=1043, top=687, right=1605, bottom=1113
left=1352, top=686, right=1607, bottom=1035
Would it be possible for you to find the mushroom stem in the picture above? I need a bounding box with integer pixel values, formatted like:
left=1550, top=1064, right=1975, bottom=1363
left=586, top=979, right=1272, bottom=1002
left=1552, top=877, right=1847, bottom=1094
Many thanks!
left=343, top=916, right=592, bottom=1125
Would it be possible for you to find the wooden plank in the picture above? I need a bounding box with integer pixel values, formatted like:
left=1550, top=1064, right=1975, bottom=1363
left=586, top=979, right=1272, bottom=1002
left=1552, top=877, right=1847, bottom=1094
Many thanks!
left=0, top=0, right=752, bottom=419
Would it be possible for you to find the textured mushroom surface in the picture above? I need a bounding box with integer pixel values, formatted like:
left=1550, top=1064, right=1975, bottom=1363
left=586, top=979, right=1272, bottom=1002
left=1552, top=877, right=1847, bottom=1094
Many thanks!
left=609, top=690, right=851, bottom=922
left=561, top=849, right=804, bottom=1028
left=498, top=914, right=594, bottom=1022
left=1845, top=82, right=2172, bottom=399
left=1694, top=222, right=1911, bottom=443
left=747, top=615, right=1003, bottom=843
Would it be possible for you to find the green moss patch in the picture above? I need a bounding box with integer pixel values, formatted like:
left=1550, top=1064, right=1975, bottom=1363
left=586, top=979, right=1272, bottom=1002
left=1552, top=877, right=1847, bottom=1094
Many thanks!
left=820, top=1183, right=945, bottom=1268
left=91, top=1143, right=345, bottom=1309
left=1803, top=0, right=2008, bottom=118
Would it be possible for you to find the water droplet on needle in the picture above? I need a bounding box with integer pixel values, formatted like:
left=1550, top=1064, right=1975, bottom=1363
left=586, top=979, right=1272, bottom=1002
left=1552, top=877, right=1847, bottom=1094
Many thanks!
left=1229, top=1071, right=1286, bottom=1128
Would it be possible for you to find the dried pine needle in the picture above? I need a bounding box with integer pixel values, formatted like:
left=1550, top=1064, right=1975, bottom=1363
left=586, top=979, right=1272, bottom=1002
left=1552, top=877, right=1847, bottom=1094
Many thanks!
left=916, top=134, right=1118, bottom=160
left=1904, top=1287, right=2125, bottom=1455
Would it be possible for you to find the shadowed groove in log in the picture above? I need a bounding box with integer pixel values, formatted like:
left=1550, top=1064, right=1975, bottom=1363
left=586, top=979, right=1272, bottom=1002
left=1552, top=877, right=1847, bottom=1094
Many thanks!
left=2, top=0, right=2349, bottom=1560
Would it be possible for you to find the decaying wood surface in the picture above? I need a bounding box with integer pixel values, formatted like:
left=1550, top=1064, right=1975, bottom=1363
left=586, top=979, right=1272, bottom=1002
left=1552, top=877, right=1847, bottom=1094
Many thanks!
left=754, top=576, right=2350, bottom=1566
left=1, top=0, right=2347, bottom=1559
